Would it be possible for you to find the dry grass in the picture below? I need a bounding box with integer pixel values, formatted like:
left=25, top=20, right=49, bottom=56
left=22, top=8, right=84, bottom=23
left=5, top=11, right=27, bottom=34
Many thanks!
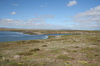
left=0, top=30, right=100, bottom=66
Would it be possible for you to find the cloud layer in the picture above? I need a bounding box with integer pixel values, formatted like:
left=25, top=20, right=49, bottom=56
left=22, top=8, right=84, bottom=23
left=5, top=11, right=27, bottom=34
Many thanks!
left=0, top=18, right=51, bottom=29
left=74, top=6, right=100, bottom=23
left=73, top=5, right=100, bottom=30
left=0, top=15, right=64, bottom=29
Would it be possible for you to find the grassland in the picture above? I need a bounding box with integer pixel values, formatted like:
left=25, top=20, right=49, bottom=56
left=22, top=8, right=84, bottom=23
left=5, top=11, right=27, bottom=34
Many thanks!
left=0, top=28, right=100, bottom=66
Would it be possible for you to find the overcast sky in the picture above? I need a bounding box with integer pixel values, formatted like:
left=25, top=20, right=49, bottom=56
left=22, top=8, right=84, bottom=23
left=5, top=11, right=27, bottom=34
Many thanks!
left=0, top=0, right=100, bottom=30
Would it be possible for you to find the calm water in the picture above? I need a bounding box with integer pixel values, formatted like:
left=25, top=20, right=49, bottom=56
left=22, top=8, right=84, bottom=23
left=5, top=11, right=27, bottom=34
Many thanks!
left=0, top=31, right=71, bottom=42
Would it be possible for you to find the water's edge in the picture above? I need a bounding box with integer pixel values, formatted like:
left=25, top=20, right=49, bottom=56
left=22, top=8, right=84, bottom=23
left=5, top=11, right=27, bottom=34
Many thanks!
left=0, top=31, right=72, bottom=42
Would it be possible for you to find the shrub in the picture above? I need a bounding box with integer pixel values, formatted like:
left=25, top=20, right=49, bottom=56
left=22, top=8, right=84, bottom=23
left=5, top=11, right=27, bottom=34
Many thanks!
left=18, top=52, right=32, bottom=56
left=42, top=45, right=47, bottom=47
left=33, top=48, right=40, bottom=52
left=0, top=54, right=3, bottom=58
left=57, top=55, right=74, bottom=60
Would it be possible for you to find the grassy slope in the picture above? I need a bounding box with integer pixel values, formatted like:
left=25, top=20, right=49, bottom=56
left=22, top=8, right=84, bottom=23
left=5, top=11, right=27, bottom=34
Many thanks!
left=0, top=29, right=100, bottom=66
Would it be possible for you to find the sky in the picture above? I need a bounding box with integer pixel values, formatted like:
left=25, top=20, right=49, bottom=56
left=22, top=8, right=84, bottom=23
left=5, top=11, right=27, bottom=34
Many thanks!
left=0, top=0, right=100, bottom=30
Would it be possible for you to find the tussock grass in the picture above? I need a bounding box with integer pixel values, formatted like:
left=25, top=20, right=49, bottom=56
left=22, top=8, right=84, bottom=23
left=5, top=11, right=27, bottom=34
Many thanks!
left=17, top=51, right=33, bottom=56
left=0, top=30, right=100, bottom=66
left=42, top=45, right=47, bottom=47
left=57, top=54, right=74, bottom=60
left=30, top=48, right=40, bottom=52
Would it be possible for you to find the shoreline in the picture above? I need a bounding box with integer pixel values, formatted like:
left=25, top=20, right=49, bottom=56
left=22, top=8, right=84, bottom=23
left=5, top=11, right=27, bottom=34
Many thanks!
left=0, top=29, right=100, bottom=66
